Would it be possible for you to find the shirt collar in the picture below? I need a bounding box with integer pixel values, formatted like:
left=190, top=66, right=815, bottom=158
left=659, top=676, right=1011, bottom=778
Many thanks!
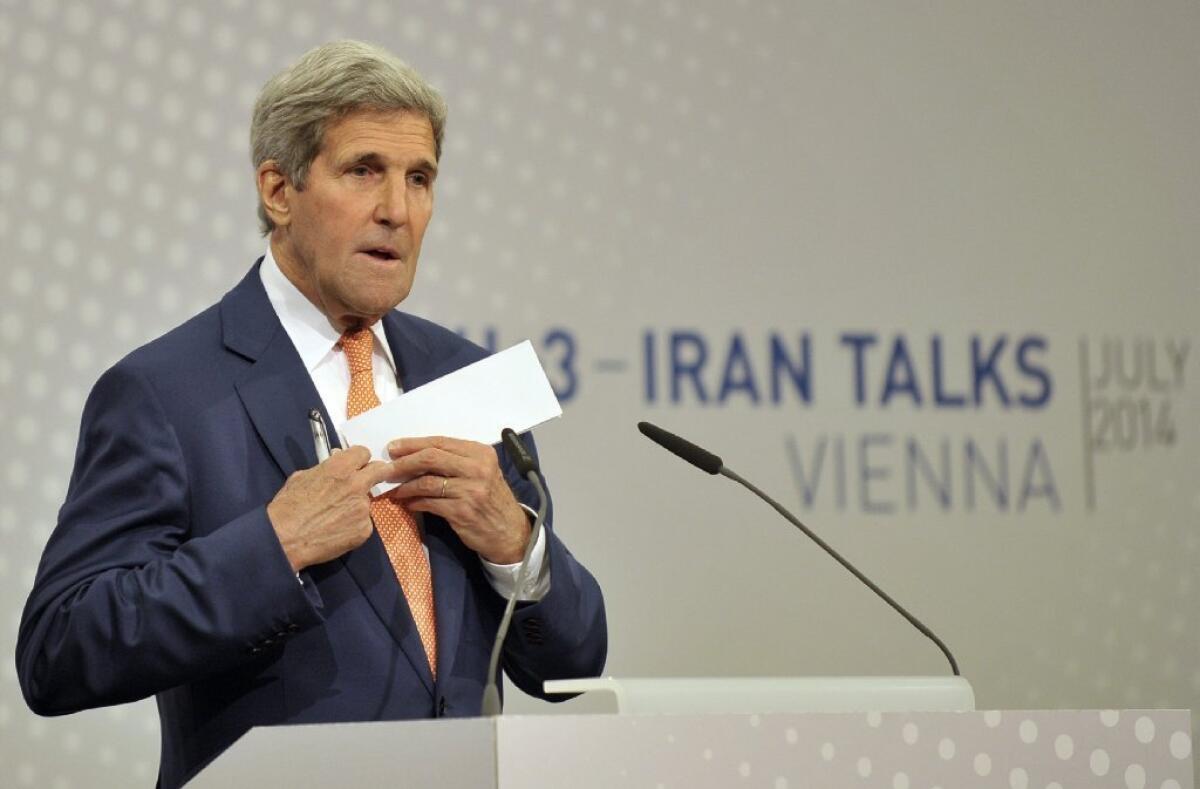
left=259, top=245, right=397, bottom=375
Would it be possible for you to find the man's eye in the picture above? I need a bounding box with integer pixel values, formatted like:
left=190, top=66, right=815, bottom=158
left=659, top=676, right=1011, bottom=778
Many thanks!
left=350, top=165, right=371, bottom=177
left=409, top=172, right=429, bottom=187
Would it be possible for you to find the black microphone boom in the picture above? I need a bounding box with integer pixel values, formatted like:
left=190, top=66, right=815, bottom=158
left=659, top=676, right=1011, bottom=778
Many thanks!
left=637, top=421, right=961, bottom=677
left=637, top=421, right=722, bottom=474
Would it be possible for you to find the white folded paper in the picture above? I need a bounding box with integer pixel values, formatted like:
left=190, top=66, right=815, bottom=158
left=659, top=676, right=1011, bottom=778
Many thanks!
left=340, top=340, right=562, bottom=494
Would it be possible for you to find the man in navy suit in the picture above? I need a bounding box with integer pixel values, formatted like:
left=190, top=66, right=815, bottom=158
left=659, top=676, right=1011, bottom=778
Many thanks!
left=16, top=40, right=606, bottom=788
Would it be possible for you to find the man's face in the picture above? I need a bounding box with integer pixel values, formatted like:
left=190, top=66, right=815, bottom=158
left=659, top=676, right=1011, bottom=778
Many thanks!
left=272, top=109, right=438, bottom=329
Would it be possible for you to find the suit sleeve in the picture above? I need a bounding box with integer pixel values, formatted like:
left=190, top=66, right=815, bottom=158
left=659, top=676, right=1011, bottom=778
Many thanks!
left=495, top=437, right=608, bottom=698
left=15, top=363, right=323, bottom=716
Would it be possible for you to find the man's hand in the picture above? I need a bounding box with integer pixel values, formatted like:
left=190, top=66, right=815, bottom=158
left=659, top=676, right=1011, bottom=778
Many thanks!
left=386, top=437, right=530, bottom=564
left=267, top=446, right=396, bottom=572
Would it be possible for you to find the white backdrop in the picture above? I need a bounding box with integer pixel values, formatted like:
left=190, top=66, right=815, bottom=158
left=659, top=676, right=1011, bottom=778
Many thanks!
left=1, top=1, right=1198, bottom=786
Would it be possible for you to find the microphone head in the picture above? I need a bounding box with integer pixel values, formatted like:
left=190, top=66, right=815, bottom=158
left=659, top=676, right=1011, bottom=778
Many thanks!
left=637, top=421, right=723, bottom=475
left=501, top=427, right=540, bottom=476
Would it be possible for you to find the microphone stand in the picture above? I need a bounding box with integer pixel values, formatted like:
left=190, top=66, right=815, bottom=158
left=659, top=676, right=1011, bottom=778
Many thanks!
left=481, top=431, right=548, bottom=716
left=638, top=420, right=961, bottom=677
left=720, top=465, right=959, bottom=676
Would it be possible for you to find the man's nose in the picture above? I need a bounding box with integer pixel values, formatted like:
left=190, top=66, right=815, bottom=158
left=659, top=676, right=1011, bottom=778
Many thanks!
left=373, top=176, right=409, bottom=227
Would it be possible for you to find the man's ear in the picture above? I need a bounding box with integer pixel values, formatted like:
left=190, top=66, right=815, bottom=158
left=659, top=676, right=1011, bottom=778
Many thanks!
left=256, top=160, right=291, bottom=229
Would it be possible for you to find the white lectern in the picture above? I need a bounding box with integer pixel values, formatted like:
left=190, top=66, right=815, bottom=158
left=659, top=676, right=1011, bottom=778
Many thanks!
left=191, top=677, right=1193, bottom=788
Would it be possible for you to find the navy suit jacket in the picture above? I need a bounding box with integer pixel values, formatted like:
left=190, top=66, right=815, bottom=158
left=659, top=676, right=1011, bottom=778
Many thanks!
left=16, top=263, right=607, bottom=788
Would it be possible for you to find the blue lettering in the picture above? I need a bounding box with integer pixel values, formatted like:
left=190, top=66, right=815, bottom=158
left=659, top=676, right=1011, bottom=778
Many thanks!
left=859, top=433, right=894, bottom=514
left=964, top=438, right=1008, bottom=510
left=1018, top=438, right=1060, bottom=511
left=834, top=434, right=846, bottom=511
left=669, top=331, right=708, bottom=403
left=770, top=333, right=812, bottom=404
left=931, top=335, right=967, bottom=408
left=718, top=334, right=760, bottom=404
left=881, top=336, right=922, bottom=406
left=643, top=330, right=656, bottom=403
left=905, top=436, right=951, bottom=510
left=1016, top=336, right=1052, bottom=408
left=840, top=332, right=877, bottom=406
left=971, top=336, right=1010, bottom=407
left=785, top=434, right=825, bottom=508
left=542, top=329, right=578, bottom=401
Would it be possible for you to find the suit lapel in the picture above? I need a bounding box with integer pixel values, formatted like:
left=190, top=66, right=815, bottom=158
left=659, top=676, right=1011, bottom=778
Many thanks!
left=223, top=262, right=328, bottom=479
left=426, top=519, right=467, bottom=685
left=381, top=310, right=435, bottom=390
left=340, top=531, right=436, bottom=694
left=232, top=329, right=330, bottom=480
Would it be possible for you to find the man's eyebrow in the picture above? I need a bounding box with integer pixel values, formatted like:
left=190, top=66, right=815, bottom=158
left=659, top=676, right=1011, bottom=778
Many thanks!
left=340, top=151, right=386, bottom=168
left=338, top=151, right=438, bottom=177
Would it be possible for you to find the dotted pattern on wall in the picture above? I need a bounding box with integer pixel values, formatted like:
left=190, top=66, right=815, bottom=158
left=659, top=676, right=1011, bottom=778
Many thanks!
left=2, top=1, right=1199, bottom=787
left=0, top=2, right=785, bottom=782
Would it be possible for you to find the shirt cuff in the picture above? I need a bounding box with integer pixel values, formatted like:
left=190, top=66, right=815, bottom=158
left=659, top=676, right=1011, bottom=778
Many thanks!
left=479, top=504, right=551, bottom=601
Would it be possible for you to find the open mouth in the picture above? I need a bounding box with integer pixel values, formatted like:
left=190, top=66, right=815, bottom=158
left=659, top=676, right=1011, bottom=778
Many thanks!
left=360, top=247, right=399, bottom=262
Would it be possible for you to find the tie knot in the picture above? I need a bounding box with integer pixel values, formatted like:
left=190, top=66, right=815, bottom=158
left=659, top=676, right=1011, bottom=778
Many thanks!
left=340, top=327, right=374, bottom=374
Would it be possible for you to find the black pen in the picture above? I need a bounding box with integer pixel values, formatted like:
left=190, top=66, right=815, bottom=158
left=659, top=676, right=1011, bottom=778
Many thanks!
left=308, top=408, right=332, bottom=463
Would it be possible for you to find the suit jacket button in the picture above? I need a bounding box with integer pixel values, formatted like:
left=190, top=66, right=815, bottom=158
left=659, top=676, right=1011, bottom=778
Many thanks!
left=438, top=697, right=447, bottom=716
left=287, top=623, right=300, bottom=633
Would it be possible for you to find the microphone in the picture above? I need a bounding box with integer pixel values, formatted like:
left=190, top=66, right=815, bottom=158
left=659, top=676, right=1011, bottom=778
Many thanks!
left=481, top=429, right=549, bottom=716
left=637, top=421, right=722, bottom=474
left=637, top=421, right=961, bottom=676
left=503, top=427, right=540, bottom=476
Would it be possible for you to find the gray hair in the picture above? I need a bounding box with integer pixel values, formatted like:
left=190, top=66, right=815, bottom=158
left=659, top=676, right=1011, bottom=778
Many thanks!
left=250, top=40, right=447, bottom=234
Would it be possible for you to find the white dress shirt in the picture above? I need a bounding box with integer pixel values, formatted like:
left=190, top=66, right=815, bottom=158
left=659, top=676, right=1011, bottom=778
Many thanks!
left=259, top=246, right=549, bottom=600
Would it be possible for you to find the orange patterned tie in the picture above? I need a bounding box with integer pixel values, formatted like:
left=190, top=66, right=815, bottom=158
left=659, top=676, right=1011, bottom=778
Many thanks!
left=341, top=327, right=437, bottom=676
